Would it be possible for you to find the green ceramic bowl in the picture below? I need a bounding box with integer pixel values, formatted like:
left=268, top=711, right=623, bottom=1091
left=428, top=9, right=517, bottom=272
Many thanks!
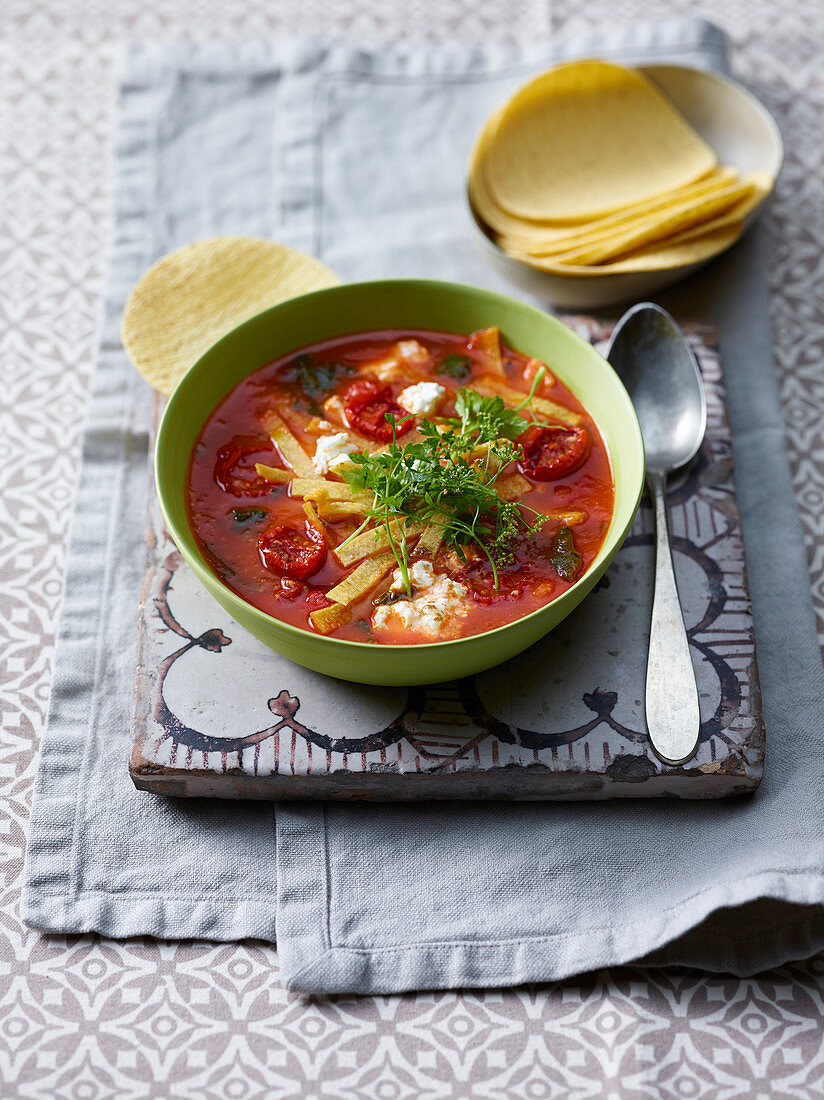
left=155, top=279, right=644, bottom=685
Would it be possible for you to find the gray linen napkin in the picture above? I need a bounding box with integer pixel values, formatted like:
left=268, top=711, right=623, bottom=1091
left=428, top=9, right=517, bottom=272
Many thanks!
left=23, top=19, right=824, bottom=995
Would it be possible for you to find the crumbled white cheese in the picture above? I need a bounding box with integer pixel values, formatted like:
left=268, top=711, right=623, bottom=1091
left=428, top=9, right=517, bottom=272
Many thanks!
left=389, top=559, right=435, bottom=592
left=312, top=432, right=358, bottom=475
left=398, top=381, right=445, bottom=416
left=373, top=572, right=470, bottom=638
left=395, top=339, right=430, bottom=365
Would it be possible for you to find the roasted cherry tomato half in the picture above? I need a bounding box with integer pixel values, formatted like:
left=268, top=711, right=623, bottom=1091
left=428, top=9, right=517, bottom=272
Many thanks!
left=258, top=522, right=326, bottom=580
left=518, top=425, right=590, bottom=481
left=214, top=435, right=280, bottom=496
left=343, top=377, right=413, bottom=443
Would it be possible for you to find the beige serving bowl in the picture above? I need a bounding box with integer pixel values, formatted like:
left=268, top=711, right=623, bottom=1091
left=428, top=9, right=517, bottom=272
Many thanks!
left=468, top=64, right=783, bottom=309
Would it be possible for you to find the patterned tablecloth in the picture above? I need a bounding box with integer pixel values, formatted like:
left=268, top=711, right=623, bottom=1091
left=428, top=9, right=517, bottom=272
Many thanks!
left=3, top=1, right=824, bottom=1096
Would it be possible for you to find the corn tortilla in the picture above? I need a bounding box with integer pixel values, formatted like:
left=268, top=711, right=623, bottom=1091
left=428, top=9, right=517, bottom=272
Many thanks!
left=122, top=237, right=340, bottom=394
left=493, top=169, right=740, bottom=256
left=482, top=59, right=717, bottom=222
left=547, top=173, right=767, bottom=266
left=509, top=223, right=743, bottom=276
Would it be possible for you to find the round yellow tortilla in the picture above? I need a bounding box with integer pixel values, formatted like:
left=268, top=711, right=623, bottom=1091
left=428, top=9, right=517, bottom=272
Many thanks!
left=482, top=59, right=717, bottom=222
left=491, top=168, right=739, bottom=256
left=122, top=237, right=341, bottom=395
left=508, top=223, right=744, bottom=276
left=545, top=173, right=767, bottom=266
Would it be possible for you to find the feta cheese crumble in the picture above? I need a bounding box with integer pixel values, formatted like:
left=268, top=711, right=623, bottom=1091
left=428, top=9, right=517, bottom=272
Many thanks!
left=372, top=568, right=470, bottom=638
left=398, top=381, right=445, bottom=416
left=395, top=339, right=430, bottom=365
left=312, top=432, right=358, bottom=475
left=389, top=559, right=435, bottom=592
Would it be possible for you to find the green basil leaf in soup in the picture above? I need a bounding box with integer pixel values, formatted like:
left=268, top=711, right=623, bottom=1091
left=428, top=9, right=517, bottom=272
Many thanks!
left=439, top=353, right=472, bottom=379
left=232, top=507, right=269, bottom=528
left=550, top=525, right=582, bottom=581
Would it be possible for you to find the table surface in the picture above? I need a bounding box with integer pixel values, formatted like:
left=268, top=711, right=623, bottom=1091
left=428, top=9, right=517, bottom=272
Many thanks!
left=3, top=1, right=824, bottom=1096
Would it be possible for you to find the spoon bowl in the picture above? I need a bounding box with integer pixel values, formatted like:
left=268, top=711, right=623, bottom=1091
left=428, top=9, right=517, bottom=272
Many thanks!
left=607, top=303, right=707, bottom=766
left=608, top=303, right=707, bottom=475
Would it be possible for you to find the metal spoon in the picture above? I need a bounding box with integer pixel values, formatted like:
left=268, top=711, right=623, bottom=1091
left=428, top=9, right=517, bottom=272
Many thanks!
left=606, top=302, right=707, bottom=766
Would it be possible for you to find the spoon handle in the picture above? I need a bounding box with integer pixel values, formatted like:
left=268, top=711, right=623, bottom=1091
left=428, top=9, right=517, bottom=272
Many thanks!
left=645, top=470, right=701, bottom=765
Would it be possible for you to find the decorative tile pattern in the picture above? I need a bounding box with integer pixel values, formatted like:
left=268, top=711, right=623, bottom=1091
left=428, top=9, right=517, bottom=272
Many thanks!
left=131, top=328, right=764, bottom=801
left=3, top=1, right=824, bottom=1096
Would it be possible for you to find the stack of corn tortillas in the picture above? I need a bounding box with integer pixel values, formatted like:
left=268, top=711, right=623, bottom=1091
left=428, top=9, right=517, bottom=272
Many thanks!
left=468, top=60, right=772, bottom=277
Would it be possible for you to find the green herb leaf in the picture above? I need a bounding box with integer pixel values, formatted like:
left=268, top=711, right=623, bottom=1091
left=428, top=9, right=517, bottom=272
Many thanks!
left=341, top=388, right=546, bottom=594
left=549, top=525, right=581, bottom=581
left=439, top=353, right=472, bottom=379
left=282, top=354, right=354, bottom=415
left=231, top=507, right=269, bottom=527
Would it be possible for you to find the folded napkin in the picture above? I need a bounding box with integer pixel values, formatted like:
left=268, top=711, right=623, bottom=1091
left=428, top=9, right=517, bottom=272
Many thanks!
left=23, top=19, right=824, bottom=996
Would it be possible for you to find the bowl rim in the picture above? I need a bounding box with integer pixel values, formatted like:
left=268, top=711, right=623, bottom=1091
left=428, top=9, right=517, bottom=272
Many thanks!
left=155, top=277, right=645, bottom=653
left=465, top=61, right=784, bottom=280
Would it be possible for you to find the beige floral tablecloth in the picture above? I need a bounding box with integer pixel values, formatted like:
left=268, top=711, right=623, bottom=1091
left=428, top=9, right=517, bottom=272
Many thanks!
left=3, top=0, right=824, bottom=1095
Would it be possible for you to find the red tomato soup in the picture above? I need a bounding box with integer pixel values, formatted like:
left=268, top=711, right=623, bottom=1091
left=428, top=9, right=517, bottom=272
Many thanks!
left=187, top=328, right=615, bottom=644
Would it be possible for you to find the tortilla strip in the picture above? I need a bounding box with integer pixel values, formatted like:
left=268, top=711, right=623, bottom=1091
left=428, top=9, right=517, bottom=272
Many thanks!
left=302, top=500, right=325, bottom=534
left=469, top=326, right=504, bottom=373
left=263, top=412, right=315, bottom=477
left=290, top=478, right=371, bottom=503
left=310, top=602, right=352, bottom=635
left=254, top=462, right=292, bottom=484
left=496, top=472, right=531, bottom=501
left=326, top=552, right=397, bottom=607
left=415, top=518, right=446, bottom=559
left=335, top=521, right=423, bottom=568
left=316, top=500, right=371, bottom=519
left=474, top=376, right=582, bottom=427
left=525, top=357, right=555, bottom=388
left=550, top=509, right=588, bottom=526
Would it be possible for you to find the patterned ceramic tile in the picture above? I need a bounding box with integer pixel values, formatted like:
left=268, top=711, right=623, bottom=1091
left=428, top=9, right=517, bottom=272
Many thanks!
left=3, top=1, right=824, bottom=1097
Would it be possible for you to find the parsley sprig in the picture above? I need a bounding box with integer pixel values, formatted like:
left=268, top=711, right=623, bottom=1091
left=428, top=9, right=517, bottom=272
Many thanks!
left=340, top=370, right=550, bottom=596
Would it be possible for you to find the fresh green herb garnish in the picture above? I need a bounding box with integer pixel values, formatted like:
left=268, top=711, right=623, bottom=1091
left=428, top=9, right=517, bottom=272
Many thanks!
left=549, top=525, right=581, bottom=581
left=231, top=507, right=269, bottom=527
left=438, top=353, right=472, bottom=380
left=341, top=371, right=551, bottom=596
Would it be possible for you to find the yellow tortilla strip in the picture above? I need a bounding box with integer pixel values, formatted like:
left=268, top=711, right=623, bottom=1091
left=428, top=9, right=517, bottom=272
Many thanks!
left=548, top=174, right=766, bottom=266
left=473, top=376, right=582, bottom=427
left=310, top=603, right=352, bottom=635
left=302, top=500, right=325, bottom=534
left=494, top=168, right=741, bottom=256
left=290, top=478, right=370, bottom=503
left=262, top=412, right=315, bottom=478
left=326, top=553, right=397, bottom=607
left=121, top=236, right=340, bottom=394
left=334, top=522, right=423, bottom=568
left=482, top=60, right=716, bottom=222
left=549, top=508, right=588, bottom=525
left=469, top=326, right=504, bottom=373
left=316, top=500, right=371, bottom=519
left=254, top=463, right=292, bottom=484
left=415, top=519, right=446, bottom=559
left=496, top=472, right=531, bottom=501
